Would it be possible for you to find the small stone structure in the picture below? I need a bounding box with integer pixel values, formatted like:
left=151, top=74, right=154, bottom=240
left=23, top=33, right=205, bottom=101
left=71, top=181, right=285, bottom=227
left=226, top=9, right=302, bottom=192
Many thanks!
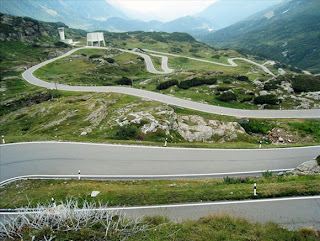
left=87, top=32, right=105, bottom=46
left=58, top=27, right=73, bottom=45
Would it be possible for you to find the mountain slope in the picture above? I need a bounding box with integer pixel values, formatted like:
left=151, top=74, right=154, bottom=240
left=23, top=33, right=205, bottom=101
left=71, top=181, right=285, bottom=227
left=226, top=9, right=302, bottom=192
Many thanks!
left=202, top=0, right=320, bottom=73
left=195, top=0, right=281, bottom=30
left=0, top=0, right=127, bottom=29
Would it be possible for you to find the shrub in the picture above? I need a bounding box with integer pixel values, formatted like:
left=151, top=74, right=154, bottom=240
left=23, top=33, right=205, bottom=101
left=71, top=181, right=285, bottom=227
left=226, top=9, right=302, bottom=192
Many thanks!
left=211, top=55, right=221, bottom=59
left=216, top=87, right=230, bottom=92
left=262, top=171, right=272, bottom=178
left=254, top=95, right=280, bottom=105
left=240, top=97, right=253, bottom=103
left=223, top=176, right=251, bottom=184
left=156, top=79, right=178, bottom=90
left=104, top=58, right=115, bottom=63
left=114, top=124, right=140, bottom=140
left=178, top=78, right=217, bottom=90
left=116, top=77, right=132, bottom=86
left=216, top=92, right=237, bottom=102
left=239, top=120, right=274, bottom=134
left=170, top=47, right=182, bottom=53
left=290, top=75, right=320, bottom=93
left=89, top=54, right=102, bottom=59
left=189, top=48, right=198, bottom=53
left=237, top=76, right=249, bottom=82
left=177, top=57, right=189, bottom=63
left=54, top=41, right=68, bottom=48
left=222, top=79, right=231, bottom=84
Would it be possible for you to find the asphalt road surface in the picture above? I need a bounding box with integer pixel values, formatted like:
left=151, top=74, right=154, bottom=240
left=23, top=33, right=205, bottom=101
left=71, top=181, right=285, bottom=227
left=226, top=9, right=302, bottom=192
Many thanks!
left=22, top=46, right=320, bottom=119
left=1, top=142, right=319, bottom=181
left=1, top=197, right=319, bottom=230
left=110, top=196, right=320, bottom=230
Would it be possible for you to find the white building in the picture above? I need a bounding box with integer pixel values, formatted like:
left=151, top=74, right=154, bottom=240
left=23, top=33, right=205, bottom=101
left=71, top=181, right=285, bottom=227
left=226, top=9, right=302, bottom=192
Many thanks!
left=87, top=32, right=105, bottom=46
left=58, top=27, right=74, bottom=45
left=58, top=27, right=65, bottom=41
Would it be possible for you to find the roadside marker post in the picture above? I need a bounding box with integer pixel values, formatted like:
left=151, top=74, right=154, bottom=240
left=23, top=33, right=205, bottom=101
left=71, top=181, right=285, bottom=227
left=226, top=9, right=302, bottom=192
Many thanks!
left=259, top=141, right=262, bottom=149
left=51, top=198, right=56, bottom=208
left=254, top=183, right=257, bottom=196
left=1, top=135, right=5, bottom=144
left=78, top=170, right=81, bottom=180
left=164, top=138, right=167, bottom=147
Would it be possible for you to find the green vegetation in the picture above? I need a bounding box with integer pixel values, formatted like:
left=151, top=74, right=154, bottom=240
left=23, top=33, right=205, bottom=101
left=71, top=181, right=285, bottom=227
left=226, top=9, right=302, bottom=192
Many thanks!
left=216, top=91, right=237, bottom=102
left=11, top=214, right=319, bottom=241
left=290, top=75, right=320, bottom=93
left=240, top=120, right=275, bottom=135
left=177, top=77, right=217, bottom=90
left=116, top=76, right=132, bottom=86
left=254, top=95, right=281, bottom=106
left=156, top=79, right=178, bottom=90
left=34, top=48, right=154, bottom=86
left=288, top=120, right=320, bottom=141
left=1, top=175, right=320, bottom=208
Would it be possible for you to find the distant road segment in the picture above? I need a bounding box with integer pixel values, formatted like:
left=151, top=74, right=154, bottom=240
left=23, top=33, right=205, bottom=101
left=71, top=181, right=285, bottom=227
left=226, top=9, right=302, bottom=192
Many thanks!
left=22, top=46, right=320, bottom=119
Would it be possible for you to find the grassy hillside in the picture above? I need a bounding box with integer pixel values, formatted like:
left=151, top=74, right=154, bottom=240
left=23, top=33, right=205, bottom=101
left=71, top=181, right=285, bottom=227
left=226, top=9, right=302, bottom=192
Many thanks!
left=202, top=0, right=320, bottom=73
left=1, top=14, right=319, bottom=148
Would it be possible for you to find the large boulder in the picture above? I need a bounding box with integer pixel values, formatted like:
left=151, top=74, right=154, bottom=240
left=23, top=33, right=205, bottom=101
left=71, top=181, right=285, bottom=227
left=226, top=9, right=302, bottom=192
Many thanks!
left=289, top=160, right=320, bottom=175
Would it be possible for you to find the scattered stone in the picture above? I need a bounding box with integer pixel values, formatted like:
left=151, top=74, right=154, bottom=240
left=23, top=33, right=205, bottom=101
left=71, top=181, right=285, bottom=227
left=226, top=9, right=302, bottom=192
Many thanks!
left=80, top=131, right=87, bottom=136
left=169, top=184, right=177, bottom=187
left=90, top=191, right=100, bottom=198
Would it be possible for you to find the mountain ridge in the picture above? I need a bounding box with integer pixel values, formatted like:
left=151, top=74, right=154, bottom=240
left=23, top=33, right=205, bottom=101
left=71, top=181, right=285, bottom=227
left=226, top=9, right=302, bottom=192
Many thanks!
left=201, top=0, right=320, bottom=73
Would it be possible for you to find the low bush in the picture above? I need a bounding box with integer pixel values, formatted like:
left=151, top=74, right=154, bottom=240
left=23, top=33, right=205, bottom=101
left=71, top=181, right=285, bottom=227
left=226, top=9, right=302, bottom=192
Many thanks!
left=156, top=79, right=178, bottom=90
left=211, top=54, right=221, bottom=59
left=240, top=96, right=253, bottom=103
left=178, top=77, right=217, bottom=90
left=240, top=120, right=274, bottom=134
left=216, top=87, right=231, bottom=92
left=290, top=75, right=320, bottom=93
left=216, top=92, right=237, bottom=102
left=254, top=95, right=280, bottom=105
left=114, top=124, right=140, bottom=140
left=223, top=176, right=251, bottom=184
left=89, top=54, right=102, bottom=59
left=104, top=57, right=115, bottom=63
left=237, top=76, right=249, bottom=82
left=54, top=41, right=69, bottom=48
left=116, top=76, right=132, bottom=86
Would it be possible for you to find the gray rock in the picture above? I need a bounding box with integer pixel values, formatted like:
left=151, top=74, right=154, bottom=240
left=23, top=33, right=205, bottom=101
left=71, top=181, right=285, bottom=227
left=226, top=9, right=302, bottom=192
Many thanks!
left=289, top=160, right=320, bottom=175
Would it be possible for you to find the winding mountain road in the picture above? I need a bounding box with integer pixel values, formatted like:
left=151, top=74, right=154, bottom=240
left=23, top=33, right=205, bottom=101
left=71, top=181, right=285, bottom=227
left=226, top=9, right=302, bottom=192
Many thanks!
left=22, top=46, right=320, bottom=119
left=1, top=142, right=319, bottom=182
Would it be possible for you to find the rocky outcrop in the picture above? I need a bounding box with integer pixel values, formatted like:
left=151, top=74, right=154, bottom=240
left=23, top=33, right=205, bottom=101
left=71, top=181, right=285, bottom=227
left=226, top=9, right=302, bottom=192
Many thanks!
left=288, top=160, right=320, bottom=175
left=112, top=105, right=247, bottom=142
left=0, top=13, right=61, bottom=42
left=173, top=115, right=246, bottom=142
